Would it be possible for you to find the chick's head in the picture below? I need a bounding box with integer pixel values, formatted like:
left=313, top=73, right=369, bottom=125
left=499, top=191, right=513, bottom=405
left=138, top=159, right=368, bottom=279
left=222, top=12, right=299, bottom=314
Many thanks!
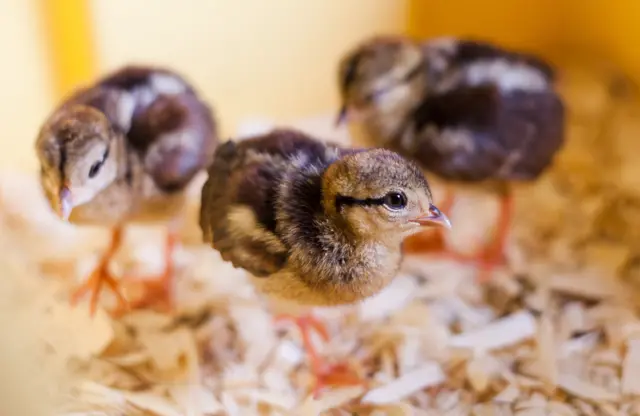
left=323, top=149, right=450, bottom=242
left=336, top=36, right=425, bottom=126
left=36, top=105, right=118, bottom=220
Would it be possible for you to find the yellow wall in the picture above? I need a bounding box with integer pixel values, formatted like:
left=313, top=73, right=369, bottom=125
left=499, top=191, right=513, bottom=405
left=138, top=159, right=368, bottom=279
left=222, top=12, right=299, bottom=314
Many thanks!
left=408, top=0, right=640, bottom=78
left=559, top=0, right=640, bottom=77
left=39, top=0, right=97, bottom=100
left=407, top=0, right=561, bottom=60
left=0, top=0, right=53, bottom=172
left=90, top=0, right=409, bottom=138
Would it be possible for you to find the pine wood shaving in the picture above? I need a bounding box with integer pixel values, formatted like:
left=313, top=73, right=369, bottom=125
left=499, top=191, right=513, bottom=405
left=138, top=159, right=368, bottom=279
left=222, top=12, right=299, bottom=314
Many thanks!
left=272, top=339, right=305, bottom=369
left=560, top=332, right=600, bottom=357
left=295, top=386, right=365, bottom=415
left=536, top=314, right=559, bottom=388
left=548, top=401, right=580, bottom=416
left=105, top=351, right=149, bottom=367
left=358, top=274, right=419, bottom=322
left=548, top=273, right=627, bottom=301
left=75, top=382, right=185, bottom=415
left=558, top=373, right=620, bottom=402
left=559, top=302, right=590, bottom=340
left=466, top=355, right=501, bottom=393
left=167, top=385, right=224, bottom=415
left=42, top=301, right=115, bottom=362
left=361, top=362, right=445, bottom=405
left=121, top=391, right=184, bottom=416
left=517, top=410, right=549, bottom=416
left=368, top=402, right=416, bottom=416
left=449, top=311, right=537, bottom=353
left=232, top=388, right=296, bottom=411
left=138, top=327, right=196, bottom=371
left=622, top=339, right=640, bottom=396
left=229, top=303, right=278, bottom=366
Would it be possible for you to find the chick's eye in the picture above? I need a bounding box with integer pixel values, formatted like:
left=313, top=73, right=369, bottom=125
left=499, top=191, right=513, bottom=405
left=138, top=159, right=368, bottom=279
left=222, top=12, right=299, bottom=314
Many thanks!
left=88, top=160, right=103, bottom=178
left=383, top=191, right=407, bottom=210
left=88, top=147, right=109, bottom=179
left=364, top=89, right=384, bottom=104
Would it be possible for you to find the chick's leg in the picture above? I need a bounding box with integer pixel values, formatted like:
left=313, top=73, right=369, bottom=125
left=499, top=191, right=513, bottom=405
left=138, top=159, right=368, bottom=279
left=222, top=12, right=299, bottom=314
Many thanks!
left=114, top=228, right=178, bottom=316
left=474, top=192, right=512, bottom=283
left=70, top=226, right=128, bottom=317
left=276, top=314, right=365, bottom=399
left=439, top=192, right=512, bottom=283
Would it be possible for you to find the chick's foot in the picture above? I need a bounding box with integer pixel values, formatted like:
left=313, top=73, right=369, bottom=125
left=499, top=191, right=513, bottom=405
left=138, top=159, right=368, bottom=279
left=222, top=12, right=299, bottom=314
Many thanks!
left=70, top=227, right=128, bottom=317
left=275, top=314, right=365, bottom=399
left=112, top=231, right=177, bottom=317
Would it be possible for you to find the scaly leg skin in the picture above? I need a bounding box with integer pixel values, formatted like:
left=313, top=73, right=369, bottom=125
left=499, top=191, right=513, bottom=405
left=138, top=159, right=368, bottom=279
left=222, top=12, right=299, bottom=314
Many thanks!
left=70, top=226, right=129, bottom=317
left=275, top=314, right=365, bottom=399
left=111, top=229, right=178, bottom=317
left=439, top=192, right=513, bottom=283
left=402, top=189, right=455, bottom=254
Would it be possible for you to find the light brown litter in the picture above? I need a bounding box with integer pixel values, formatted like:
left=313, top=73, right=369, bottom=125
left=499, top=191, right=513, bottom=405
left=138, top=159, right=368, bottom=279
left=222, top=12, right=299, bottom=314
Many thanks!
left=2, top=59, right=640, bottom=416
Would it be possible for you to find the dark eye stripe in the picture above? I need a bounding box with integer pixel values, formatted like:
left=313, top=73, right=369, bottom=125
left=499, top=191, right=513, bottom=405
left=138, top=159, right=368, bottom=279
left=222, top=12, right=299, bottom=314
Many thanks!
left=58, top=147, right=67, bottom=181
left=342, top=52, right=365, bottom=91
left=335, top=194, right=385, bottom=211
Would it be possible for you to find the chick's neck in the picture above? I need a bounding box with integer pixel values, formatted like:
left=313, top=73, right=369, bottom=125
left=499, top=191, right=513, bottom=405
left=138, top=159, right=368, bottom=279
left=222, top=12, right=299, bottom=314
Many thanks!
left=114, top=127, right=141, bottom=181
left=276, top=164, right=402, bottom=303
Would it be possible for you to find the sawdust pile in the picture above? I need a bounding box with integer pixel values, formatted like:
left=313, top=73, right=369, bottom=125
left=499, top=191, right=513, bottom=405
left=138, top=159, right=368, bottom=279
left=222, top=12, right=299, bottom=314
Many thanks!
left=2, top=62, right=640, bottom=415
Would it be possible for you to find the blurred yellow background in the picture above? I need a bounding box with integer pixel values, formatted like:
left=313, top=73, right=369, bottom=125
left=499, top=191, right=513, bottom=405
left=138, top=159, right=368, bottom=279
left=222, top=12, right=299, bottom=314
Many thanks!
left=1, top=0, right=637, bottom=172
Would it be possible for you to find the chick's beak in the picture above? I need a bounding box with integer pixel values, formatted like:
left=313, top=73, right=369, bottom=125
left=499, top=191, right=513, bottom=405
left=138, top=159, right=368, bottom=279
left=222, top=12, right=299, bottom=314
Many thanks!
left=58, top=185, right=73, bottom=221
left=413, top=203, right=452, bottom=229
left=335, top=105, right=348, bottom=127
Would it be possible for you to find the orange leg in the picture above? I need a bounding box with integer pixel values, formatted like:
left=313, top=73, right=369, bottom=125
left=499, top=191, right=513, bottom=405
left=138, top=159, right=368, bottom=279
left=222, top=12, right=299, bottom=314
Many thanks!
left=112, top=230, right=177, bottom=316
left=439, top=192, right=512, bottom=283
left=275, top=314, right=365, bottom=399
left=70, top=227, right=129, bottom=317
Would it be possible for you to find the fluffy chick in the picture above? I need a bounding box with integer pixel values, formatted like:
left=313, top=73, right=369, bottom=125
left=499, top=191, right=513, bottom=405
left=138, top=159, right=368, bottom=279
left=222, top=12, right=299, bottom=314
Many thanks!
left=199, top=128, right=450, bottom=397
left=336, top=35, right=565, bottom=282
left=36, top=65, right=218, bottom=316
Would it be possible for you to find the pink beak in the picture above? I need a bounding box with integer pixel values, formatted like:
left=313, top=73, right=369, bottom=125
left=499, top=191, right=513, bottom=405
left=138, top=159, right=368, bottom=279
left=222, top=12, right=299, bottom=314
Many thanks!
left=335, top=105, right=348, bottom=127
left=58, top=185, right=73, bottom=221
left=335, top=105, right=366, bottom=128
left=412, top=203, right=452, bottom=229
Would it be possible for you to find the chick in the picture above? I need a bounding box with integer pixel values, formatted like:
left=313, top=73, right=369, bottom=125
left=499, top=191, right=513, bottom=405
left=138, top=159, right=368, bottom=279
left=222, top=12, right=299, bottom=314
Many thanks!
left=336, top=35, right=565, bottom=282
left=199, top=128, right=450, bottom=397
left=36, top=65, right=218, bottom=316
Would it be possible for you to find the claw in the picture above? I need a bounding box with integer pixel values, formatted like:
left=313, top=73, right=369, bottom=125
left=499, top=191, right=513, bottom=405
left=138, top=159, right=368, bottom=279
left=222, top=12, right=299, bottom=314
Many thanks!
left=275, top=313, right=366, bottom=399
left=111, top=230, right=177, bottom=317
left=69, top=227, right=128, bottom=317
left=69, top=226, right=178, bottom=318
